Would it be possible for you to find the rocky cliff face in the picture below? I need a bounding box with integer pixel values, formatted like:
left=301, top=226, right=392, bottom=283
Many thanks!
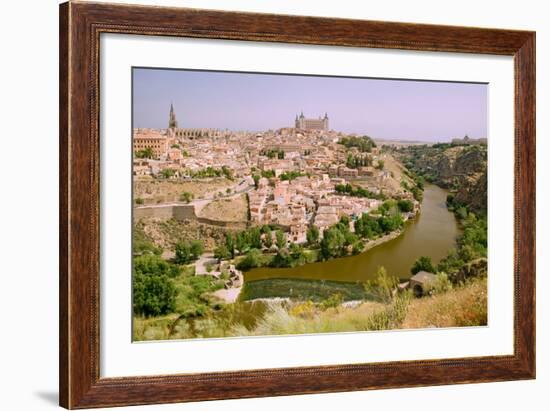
left=397, top=145, right=487, bottom=214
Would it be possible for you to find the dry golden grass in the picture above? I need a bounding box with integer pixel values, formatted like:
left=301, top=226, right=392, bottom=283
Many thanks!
left=197, top=194, right=249, bottom=222
left=134, top=178, right=234, bottom=203
left=401, top=277, right=487, bottom=329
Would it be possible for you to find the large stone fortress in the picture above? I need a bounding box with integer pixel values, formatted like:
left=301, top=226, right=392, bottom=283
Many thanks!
left=295, top=112, right=329, bottom=131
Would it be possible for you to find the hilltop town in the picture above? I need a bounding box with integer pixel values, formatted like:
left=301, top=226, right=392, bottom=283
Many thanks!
left=132, top=105, right=488, bottom=341
left=133, top=106, right=421, bottom=257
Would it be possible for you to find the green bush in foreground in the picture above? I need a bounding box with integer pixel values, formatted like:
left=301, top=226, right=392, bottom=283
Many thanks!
left=174, top=240, right=203, bottom=264
left=133, top=273, right=177, bottom=317
left=134, top=254, right=180, bottom=278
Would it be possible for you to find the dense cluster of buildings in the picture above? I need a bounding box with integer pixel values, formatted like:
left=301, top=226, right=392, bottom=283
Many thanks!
left=133, top=105, right=414, bottom=244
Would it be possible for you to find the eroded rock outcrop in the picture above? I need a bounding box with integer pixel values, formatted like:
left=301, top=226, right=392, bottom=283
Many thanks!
left=396, top=144, right=487, bottom=214
left=448, top=258, right=488, bottom=284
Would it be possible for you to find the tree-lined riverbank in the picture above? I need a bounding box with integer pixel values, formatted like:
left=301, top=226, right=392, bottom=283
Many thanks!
left=245, top=184, right=459, bottom=283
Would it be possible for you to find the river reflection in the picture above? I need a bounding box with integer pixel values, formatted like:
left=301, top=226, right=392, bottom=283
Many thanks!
left=245, top=184, right=460, bottom=282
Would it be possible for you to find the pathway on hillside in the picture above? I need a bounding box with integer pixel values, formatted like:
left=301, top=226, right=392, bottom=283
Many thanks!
left=195, top=253, right=217, bottom=276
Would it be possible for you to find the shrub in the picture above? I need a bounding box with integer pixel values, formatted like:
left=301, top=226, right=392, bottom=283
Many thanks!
left=433, top=272, right=453, bottom=294
left=133, top=239, right=162, bottom=256
left=160, top=168, right=175, bottom=178
left=289, top=301, right=316, bottom=318
left=364, top=266, right=399, bottom=304
left=364, top=294, right=410, bottom=331
left=320, top=293, right=344, bottom=310
left=179, top=191, right=193, bottom=203
left=397, top=199, right=414, bottom=212
left=352, top=240, right=365, bottom=255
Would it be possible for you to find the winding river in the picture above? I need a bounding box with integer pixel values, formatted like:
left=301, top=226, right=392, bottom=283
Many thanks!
left=245, top=184, right=460, bottom=282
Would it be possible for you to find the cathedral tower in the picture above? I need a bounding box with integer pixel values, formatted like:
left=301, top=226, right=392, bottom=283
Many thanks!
left=168, top=103, right=178, bottom=129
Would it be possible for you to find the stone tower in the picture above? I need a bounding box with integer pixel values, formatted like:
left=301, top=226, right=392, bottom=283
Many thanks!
left=168, top=103, right=178, bottom=129
left=323, top=112, right=329, bottom=131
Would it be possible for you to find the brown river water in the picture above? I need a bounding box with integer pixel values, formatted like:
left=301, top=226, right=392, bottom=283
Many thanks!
left=245, top=184, right=460, bottom=282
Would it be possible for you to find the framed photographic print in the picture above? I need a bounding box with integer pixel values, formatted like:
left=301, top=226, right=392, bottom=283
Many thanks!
left=59, top=1, right=535, bottom=409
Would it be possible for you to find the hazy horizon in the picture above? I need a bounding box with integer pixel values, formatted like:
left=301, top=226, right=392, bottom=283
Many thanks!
left=133, top=68, right=488, bottom=142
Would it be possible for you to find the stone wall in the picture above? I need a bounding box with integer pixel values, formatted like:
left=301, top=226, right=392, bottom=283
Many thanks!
left=197, top=217, right=248, bottom=230
left=134, top=205, right=248, bottom=230
left=134, top=204, right=197, bottom=221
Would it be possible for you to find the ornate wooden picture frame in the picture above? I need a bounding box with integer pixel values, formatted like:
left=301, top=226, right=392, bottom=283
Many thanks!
left=59, top=1, right=535, bottom=408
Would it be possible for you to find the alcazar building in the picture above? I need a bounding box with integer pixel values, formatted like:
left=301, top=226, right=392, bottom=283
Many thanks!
left=295, top=112, right=329, bottom=131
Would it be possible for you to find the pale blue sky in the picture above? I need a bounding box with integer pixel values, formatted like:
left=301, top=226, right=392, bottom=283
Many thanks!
left=133, top=68, right=487, bottom=142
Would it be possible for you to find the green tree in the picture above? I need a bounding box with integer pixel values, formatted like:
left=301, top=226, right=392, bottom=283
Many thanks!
left=133, top=254, right=180, bottom=278
left=378, top=214, right=404, bottom=233
left=133, top=272, right=176, bottom=317
left=135, top=147, right=154, bottom=159
left=262, top=227, right=273, bottom=248
left=225, top=232, right=235, bottom=258
left=411, top=256, right=436, bottom=275
left=160, top=168, right=175, bottom=178
left=354, top=213, right=381, bottom=239
left=275, top=230, right=287, bottom=250
left=306, top=225, right=320, bottom=246
left=237, top=248, right=263, bottom=270
left=289, top=243, right=306, bottom=266
left=236, top=231, right=250, bottom=254
left=339, top=215, right=351, bottom=227
left=320, top=227, right=346, bottom=260
left=214, top=244, right=230, bottom=260
left=189, top=240, right=203, bottom=260
left=174, top=241, right=191, bottom=264
left=249, top=227, right=262, bottom=249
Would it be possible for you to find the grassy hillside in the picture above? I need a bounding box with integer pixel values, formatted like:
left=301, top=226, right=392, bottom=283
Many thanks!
left=134, top=276, right=487, bottom=340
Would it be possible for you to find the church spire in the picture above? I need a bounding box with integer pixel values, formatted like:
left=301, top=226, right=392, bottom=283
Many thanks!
left=168, top=103, right=178, bottom=129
